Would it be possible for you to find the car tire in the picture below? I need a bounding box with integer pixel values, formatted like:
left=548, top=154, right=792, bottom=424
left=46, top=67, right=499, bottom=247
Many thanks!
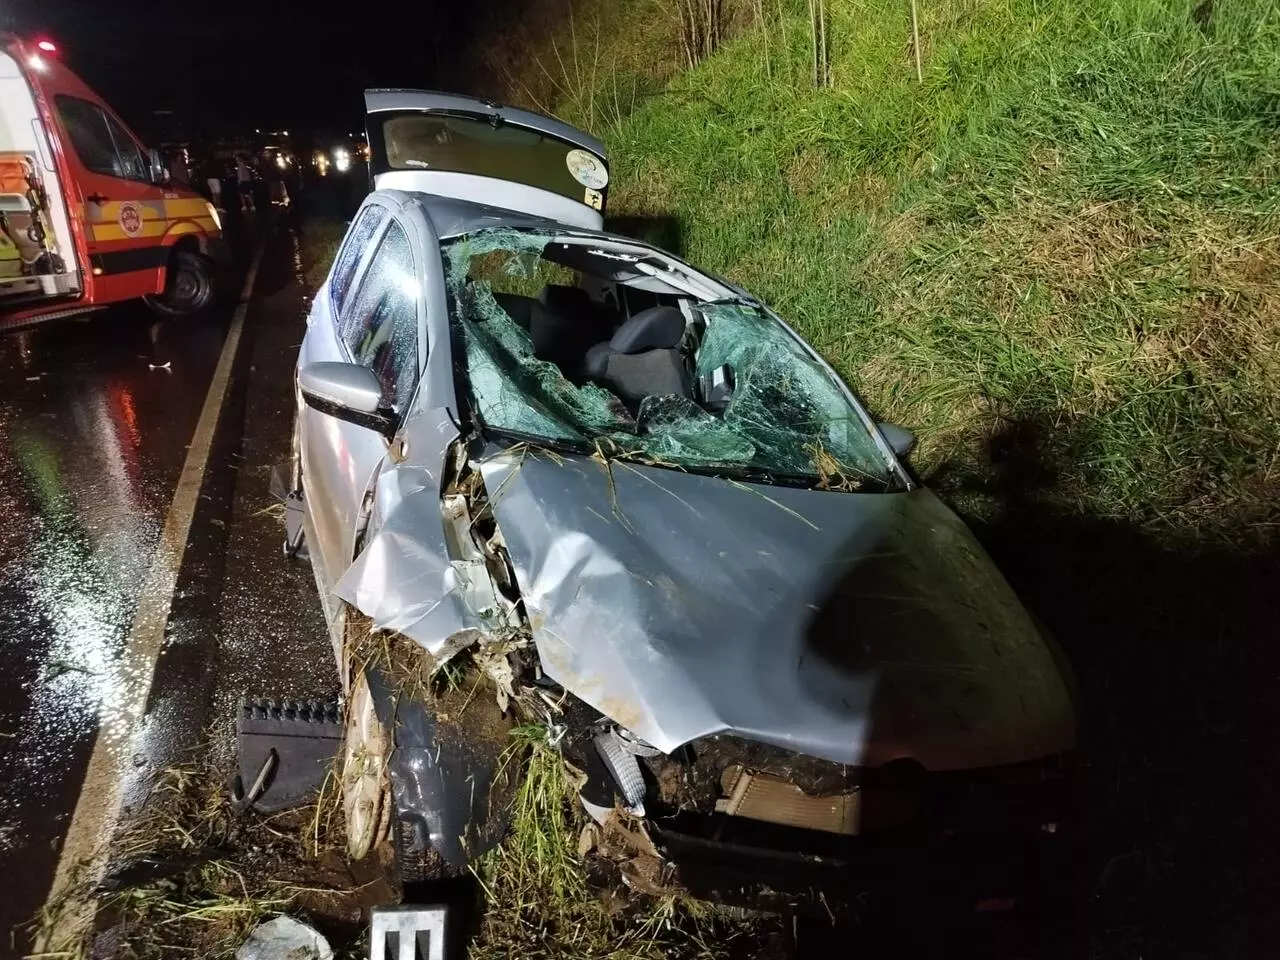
left=342, top=663, right=460, bottom=886
left=340, top=610, right=461, bottom=881
left=144, top=250, right=216, bottom=315
left=393, top=813, right=452, bottom=885
left=340, top=667, right=392, bottom=863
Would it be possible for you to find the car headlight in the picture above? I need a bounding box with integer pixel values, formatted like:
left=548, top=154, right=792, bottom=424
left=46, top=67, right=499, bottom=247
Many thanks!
left=206, top=201, right=222, bottom=232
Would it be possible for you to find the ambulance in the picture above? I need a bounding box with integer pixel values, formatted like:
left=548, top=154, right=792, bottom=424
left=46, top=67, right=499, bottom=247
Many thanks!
left=0, top=34, right=224, bottom=327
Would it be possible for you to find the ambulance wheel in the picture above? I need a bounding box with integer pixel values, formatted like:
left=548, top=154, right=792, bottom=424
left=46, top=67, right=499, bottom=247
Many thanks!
left=146, top=251, right=215, bottom=315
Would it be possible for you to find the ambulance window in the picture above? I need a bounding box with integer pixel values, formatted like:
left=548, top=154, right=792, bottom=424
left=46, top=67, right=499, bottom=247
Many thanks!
left=56, top=96, right=150, bottom=182
left=101, top=112, right=149, bottom=182
left=56, top=97, right=119, bottom=177
left=330, top=205, right=387, bottom=313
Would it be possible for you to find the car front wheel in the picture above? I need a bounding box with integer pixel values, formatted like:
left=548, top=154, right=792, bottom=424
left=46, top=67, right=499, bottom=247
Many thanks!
left=341, top=666, right=391, bottom=862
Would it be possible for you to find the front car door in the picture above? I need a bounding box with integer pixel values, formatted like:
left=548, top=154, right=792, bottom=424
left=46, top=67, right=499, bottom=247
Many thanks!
left=50, top=92, right=169, bottom=301
left=365, top=89, right=610, bottom=230
left=298, top=193, right=430, bottom=591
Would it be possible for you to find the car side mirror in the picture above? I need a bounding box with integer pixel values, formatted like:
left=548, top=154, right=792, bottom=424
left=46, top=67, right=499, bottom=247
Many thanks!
left=149, top=148, right=170, bottom=184
left=878, top=422, right=916, bottom=458
left=299, top=361, right=394, bottom=437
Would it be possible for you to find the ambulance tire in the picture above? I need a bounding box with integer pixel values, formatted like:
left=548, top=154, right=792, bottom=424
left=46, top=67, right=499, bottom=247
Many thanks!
left=146, top=250, right=216, bottom=316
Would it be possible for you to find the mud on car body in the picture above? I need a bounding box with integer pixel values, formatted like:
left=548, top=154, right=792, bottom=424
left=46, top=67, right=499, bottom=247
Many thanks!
left=286, top=89, right=1077, bottom=914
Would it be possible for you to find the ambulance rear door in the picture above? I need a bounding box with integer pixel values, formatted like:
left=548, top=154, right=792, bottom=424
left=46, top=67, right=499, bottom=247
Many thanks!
left=0, top=44, right=82, bottom=312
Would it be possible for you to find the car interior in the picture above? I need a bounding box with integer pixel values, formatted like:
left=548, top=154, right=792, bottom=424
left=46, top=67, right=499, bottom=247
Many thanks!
left=486, top=276, right=733, bottom=421
left=447, top=230, right=891, bottom=486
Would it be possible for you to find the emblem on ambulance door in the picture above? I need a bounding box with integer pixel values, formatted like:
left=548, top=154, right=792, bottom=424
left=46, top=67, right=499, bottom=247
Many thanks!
left=118, top=202, right=143, bottom=237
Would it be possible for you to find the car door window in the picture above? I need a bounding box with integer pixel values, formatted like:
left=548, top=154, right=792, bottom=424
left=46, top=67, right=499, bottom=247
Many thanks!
left=342, top=222, right=421, bottom=415
left=329, top=205, right=387, bottom=314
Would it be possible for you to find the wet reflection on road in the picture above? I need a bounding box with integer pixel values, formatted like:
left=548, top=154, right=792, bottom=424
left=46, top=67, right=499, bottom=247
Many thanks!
left=0, top=305, right=226, bottom=937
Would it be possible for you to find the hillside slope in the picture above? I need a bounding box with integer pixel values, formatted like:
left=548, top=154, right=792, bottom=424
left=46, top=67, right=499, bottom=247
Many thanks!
left=483, top=2, right=1280, bottom=956
left=499, top=0, right=1279, bottom=537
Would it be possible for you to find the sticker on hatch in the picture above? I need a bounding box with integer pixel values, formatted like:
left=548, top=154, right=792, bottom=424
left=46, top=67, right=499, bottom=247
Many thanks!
left=118, top=202, right=143, bottom=237
left=566, top=149, right=608, bottom=190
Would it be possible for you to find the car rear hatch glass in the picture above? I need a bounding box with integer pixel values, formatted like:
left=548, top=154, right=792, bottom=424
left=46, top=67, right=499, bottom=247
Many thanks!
left=365, top=91, right=609, bottom=217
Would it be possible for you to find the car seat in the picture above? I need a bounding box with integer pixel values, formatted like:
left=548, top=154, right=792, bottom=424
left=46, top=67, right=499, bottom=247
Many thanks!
left=584, top=305, right=692, bottom=406
left=529, top=284, right=612, bottom=381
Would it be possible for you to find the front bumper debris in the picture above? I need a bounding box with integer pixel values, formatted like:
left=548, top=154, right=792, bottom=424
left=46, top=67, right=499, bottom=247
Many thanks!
left=232, top=696, right=343, bottom=813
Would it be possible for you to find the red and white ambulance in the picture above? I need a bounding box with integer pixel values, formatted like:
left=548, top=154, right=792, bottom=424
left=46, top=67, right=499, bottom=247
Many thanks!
left=0, top=34, right=225, bottom=328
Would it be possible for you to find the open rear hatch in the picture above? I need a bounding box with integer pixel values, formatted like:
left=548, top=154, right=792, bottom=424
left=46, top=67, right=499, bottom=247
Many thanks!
left=0, top=42, right=81, bottom=310
left=364, top=89, right=610, bottom=230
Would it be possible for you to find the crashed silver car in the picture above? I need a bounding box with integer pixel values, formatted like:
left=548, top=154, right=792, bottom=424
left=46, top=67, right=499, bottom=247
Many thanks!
left=285, top=90, right=1077, bottom=913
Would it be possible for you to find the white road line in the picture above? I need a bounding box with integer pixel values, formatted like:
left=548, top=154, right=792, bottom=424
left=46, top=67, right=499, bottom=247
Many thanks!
left=34, top=240, right=267, bottom=955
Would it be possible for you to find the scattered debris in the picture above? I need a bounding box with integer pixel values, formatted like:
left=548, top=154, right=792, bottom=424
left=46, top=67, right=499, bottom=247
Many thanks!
left=148, top=360, right=172, bottom=371
left=58, top=735, right=376, bottom=960
left=467, top=727, right=763, bottom=960
left=234, top=697, right=343, bottom=813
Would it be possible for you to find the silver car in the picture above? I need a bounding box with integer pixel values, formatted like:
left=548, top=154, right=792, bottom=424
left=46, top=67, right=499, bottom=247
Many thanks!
left=288, top=89, right=1077, bottom=913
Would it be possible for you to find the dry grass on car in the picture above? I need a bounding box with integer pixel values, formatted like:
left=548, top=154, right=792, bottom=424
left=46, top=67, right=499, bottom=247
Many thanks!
left=341, top=614, right=767, bottom=959
left=469, top=726, right=768, bottom=960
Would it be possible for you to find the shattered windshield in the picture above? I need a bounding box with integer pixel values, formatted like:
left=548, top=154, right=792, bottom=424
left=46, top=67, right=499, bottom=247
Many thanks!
left=444, top=229, right=894, bottom=489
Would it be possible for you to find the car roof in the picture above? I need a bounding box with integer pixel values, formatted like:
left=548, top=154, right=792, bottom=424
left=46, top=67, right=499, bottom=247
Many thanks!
left=413, top=192, right=605, bottom=243
left=406, top=192, right=750, bottom=302
left=364, top=89, right=607, bottom=159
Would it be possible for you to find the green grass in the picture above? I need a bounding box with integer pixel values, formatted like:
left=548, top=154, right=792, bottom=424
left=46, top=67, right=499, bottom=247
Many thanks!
left=539, top=0, right=1280, bottom=537
left=299, top=218, right=346, bottom=294
left=485, top=4, right=1280, bottom=955
left=469, top=726, right=757, bottom=960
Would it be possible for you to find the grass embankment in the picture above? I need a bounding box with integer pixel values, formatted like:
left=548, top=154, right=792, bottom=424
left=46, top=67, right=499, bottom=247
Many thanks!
left=533, top=0, right=1280, bottom=536
left=504, top=1, right=1280, bottom=956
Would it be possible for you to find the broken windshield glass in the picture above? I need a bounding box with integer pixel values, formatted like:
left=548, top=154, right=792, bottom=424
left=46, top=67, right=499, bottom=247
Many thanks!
left=444, top=229, right=893, bottom=488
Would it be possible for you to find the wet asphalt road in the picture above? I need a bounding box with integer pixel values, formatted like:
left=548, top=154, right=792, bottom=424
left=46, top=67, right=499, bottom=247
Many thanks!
left=0, top=218, right=333, bottom=953
left=0, top=298, right=228, bottom=947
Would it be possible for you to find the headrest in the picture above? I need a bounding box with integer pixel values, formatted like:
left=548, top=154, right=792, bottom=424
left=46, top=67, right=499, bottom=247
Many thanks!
left=609, top=306, right=686, bottom=354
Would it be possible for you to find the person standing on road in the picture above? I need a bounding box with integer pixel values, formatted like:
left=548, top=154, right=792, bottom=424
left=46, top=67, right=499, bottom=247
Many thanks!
left=236, top=154, right=256, bottom=213
left=205, top=158, right=224, bottom=210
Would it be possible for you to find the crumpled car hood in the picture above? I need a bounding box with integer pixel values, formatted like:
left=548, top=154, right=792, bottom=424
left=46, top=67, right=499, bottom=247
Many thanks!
left=480, top=449, right=1075, bottom=771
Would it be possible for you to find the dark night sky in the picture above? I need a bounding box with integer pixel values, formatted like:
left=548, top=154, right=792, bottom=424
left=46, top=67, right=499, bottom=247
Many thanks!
left=6, top=0, right=501, bottom=137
